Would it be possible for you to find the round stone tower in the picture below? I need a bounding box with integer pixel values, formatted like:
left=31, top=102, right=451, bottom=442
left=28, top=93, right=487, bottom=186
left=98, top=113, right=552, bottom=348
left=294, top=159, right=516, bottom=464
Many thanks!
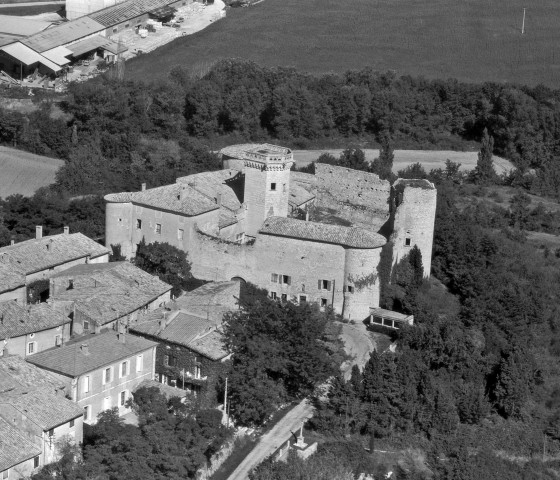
left=390, top=178, right=437, bottom=277
left=242, top=144, right=294, bottom=237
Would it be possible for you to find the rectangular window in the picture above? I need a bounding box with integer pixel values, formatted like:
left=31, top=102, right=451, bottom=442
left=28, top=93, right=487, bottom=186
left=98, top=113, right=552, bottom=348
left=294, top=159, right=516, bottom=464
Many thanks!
left=321, top=298, right=328, bottom=307
left=83, top=405, right=90, bottom=421
left=405, top=237, right=411, bottom=246
left=281, top=293, right=287, bottom=302
left=346, top=285, right=354, bottom=293
left=270, top=273, right=278, bottom=283
left=55, top=335, right=62, bottom=346
left=83, top=376, right=90, bottom=394
left=34, top=456, right=40, bottom=468
left=27, top=342, right=35, bottom=355
left=136, top=219, right=142, bottom=229
left=319, top=279, right=332, bottom=291
left=103, top=397, right=111, bottom=410
left=270, top=291, right=277, bottom=300
left=103, top=367, right=112, bottom=385
left=120, top=361, right=128, bottom=378
left=155, top=223, right=162, bottom=234
left=48, top=428, right=54, bottom=437
left=68, top=279, right=74, bottom=290
left=136, top=355, right=143, bottom=372
left=178, top=228, right=184, bottom=240
left=194, top=364, right=201, bottom=379
left=299, top=295, right=307, bottom=303
left=112, top=27, right=118, bottom=33
left=120, top=391, right=127, bottom=406
left=282, top=275, right=291, bottom=285
left=83, top=320, right=90, bottom=331
left=2, top=470, right=9, bottom=479
left=164, top=355, right=169, bottom=366
left=270, top=183, right=276, bottom=191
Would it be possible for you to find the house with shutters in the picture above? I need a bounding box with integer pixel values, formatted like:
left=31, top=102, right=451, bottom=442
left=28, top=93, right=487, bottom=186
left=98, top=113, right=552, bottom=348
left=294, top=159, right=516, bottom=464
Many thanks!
left=47, top=261, right=172, bottom=336
left=0, top=226, right=110, bottom=304
left=27, top=331, right=157, bottom=424
left=0, top=301, right=71, bottom=359
left=0, top=355, right=83, bottom=479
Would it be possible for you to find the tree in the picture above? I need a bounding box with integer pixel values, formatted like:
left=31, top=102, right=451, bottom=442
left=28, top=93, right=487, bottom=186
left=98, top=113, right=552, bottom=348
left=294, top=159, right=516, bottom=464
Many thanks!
left=134, top=239, right=192, bottom=297
left=472, top=128, right=496, bottom=184
left=338, top=147, right=368, bottom=171
left=371, top=135, right=395, bottom=181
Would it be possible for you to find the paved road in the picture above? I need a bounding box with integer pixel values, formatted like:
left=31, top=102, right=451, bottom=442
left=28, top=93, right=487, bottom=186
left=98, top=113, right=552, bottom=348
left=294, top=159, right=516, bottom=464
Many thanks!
left=227, top=399, right=314, bottom=480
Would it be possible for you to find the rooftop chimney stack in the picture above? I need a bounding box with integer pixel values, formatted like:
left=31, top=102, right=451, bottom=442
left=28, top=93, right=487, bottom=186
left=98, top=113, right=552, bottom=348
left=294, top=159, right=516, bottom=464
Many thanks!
left=216, top=193, right=222, bottom=206
left=63, top=226, right=69, bottom=235
left=159, top=312, right=168, bottom=331
left=117, top=322, right=126, bottom=343
left=141, top=183, right=146, bottom=191
left=10, top=240, right=14, bottom=245
left=36, top=226, right=43, bottom=239
left=80, top=344, right=89, bottom=356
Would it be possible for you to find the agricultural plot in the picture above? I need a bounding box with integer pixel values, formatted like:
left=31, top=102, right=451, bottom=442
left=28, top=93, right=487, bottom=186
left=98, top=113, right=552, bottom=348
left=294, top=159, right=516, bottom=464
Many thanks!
left=292, top=150, right=514, bottom=175
left=126, top=0, right=560, bottom=86
left=0, top=146, right=63, bottom=198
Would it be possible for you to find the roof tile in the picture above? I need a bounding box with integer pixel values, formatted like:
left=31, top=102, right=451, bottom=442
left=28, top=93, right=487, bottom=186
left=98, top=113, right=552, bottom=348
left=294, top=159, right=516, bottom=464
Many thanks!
left=0, top=302, right=70, bottom=340
left=0, top=417, right=41, bottom=471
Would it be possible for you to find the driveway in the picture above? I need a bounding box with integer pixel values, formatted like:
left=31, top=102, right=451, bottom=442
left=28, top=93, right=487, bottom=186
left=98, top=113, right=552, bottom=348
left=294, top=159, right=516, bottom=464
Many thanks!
left=226, top=399, right=314, bottom=480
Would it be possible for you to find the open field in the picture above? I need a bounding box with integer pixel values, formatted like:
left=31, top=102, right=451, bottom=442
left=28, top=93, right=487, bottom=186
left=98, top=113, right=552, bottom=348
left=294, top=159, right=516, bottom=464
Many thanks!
left=293, top=149, right=515, bottom=175
left=0, top=146, right=63, bottom=198
left=126, top=0, right=560, bottom=86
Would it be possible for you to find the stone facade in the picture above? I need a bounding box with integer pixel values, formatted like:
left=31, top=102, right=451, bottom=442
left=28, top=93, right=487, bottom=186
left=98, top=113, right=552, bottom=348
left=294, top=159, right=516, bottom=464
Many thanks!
left=104, top=144, right=437, bottom=321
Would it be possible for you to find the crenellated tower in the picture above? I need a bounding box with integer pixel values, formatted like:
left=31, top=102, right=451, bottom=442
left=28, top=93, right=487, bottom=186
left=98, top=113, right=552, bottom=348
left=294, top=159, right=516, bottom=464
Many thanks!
left=242, top=144, right=294, bottom=237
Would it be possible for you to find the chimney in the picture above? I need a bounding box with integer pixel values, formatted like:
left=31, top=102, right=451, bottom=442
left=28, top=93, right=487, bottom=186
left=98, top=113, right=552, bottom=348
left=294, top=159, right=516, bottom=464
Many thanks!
left=159, top=312, right=168, bottom=331
left=216, top=193, right=222, bottom=206
left=141, top=183, right=146, bottom=191
left=10, top=240, right=14, bottom=245
left=80, top=344, right=89, bottom=356
left=36, top=225, right=43, bottom=239
left=63, top=226, right=69, bottom=235
left=117, top=322, right=126, bottom=343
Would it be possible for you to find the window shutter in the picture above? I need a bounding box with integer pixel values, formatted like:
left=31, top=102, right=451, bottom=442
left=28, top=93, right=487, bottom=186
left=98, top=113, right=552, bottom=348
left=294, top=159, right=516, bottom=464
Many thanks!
left=278, top=274, right=282, bottom=284
left=287, top=276, right=291, bottom=285
left=318, top=280, right=322, bottom=290
left=327, top=281, right=332, bottom=291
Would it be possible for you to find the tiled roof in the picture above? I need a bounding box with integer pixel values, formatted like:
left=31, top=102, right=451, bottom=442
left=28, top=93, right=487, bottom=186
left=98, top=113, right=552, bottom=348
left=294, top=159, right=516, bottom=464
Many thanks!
left=27, top=331, right=157, bottom=377
left=50, top=262, right=171, bottom=325
left=172, top=281, right=240, bottom=323
left=0, top=388, right=83, bottom=430
left=259, top=217, right=386, bottom=249
left=131, top=310, right=228, bottom=360
left=89, top=0, right=176, bottom=27
left=0, top=302, right=70, bottom=340
left=0, top=417, right=41, bottom=471
left=0, top=355, right=69, bottom=395
left=186, top=328, right=228, bottom=361
left=0, top=261, right=25, bottom=292
left=219, top=210, right=238, bottom=229
left=176, top=170, right=243, bottom=212
left=22, top=17, right=105, bottom=53
left=0, top=232, right=109, bottom=276
left=289, top=183, right=315, bottom=207
left=105, top=183, right=219, bottom=217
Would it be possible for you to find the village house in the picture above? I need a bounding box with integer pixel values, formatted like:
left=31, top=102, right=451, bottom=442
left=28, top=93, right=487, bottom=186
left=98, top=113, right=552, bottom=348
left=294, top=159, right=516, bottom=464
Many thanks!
left=0, top=226, right=110, bottom=304
left=105, top=144, right=437, bottom=323
left=0, top=301, right=71, bottom=358
left=48, top=261, right=172, bottom=335
left=27, top=331, right=158, bottom=424
left=130, top=280, right=239, bottom=407
left=0, top=356, right=83, bottom=479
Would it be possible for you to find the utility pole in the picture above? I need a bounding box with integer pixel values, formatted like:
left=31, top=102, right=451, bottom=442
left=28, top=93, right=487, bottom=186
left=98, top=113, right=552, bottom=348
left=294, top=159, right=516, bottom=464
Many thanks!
left=522, top=8, right=526, bottom=35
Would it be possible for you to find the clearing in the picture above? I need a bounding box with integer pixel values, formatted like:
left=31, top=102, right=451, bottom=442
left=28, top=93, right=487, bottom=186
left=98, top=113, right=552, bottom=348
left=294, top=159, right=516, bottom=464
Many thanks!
left=293, top=149, right=514, bottom=175
left=0, top=146, right=63, bottom=198
left=126, top=0, right=560, bottom=86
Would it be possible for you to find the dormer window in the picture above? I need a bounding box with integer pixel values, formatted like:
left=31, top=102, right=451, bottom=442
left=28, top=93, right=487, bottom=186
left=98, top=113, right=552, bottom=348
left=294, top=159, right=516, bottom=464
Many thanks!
left=270, top=183, right=276, bottom=191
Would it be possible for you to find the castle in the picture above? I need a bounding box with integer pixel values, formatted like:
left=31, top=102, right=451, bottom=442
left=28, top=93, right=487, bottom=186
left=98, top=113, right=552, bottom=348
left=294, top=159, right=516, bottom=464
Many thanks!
left=104, top=144, right=437, bottom=322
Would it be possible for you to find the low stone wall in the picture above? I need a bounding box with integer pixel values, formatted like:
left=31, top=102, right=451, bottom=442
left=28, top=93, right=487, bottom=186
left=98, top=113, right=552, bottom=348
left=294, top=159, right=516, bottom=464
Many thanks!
left=196, top=433, right=244, bottom=480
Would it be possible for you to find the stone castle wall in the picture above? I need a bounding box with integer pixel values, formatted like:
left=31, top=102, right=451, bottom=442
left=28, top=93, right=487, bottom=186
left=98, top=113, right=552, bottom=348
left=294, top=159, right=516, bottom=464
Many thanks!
left=391, top=182, right=437, bottom=277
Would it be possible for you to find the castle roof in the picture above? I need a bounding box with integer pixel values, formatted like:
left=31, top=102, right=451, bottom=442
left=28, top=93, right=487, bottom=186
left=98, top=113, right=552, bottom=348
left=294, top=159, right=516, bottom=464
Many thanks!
left=176, top=170, right=243, bottom=212
left=259, top=217, right=386, bottom=249
left=0, top=301, right=70, bottom=340
left=27, top=331, right=157, bottom=377
left=0, top=232, right=109, bottom=276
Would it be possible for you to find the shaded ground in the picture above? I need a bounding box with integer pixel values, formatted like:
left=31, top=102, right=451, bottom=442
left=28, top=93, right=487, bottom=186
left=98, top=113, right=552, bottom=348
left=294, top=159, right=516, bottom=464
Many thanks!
left=126, top=0, right=560, bottom=87
left=339, top=321, right=378, bottom=380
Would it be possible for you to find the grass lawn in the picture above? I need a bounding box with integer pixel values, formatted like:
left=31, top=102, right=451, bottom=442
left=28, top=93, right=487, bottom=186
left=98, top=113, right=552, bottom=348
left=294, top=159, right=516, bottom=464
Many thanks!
left=0, top=146, right=63, bottom=198
left=126, top=0, right=560, bottom=86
